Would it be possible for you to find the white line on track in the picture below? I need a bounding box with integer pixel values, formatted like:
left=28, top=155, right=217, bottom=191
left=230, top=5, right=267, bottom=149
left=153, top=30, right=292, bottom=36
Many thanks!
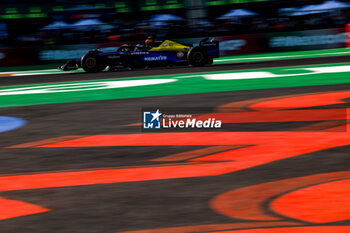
left=214, top=51, right=350, bottom=62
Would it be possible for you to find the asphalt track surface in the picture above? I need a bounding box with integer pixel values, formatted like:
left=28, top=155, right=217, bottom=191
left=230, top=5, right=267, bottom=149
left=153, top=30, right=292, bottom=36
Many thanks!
left=1, top=55, right=350, bottom=233
left=1, top=54, right=350, bottom=86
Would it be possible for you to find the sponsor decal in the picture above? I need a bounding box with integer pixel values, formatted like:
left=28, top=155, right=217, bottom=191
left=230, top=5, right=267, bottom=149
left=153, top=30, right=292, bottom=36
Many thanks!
left=131, top=51, right=149, bottom=55
left=144, top=55, right=167, bottom=61
left=177, top=51, right=184, bottom=58
left=107, top=55, right=120, bottom=59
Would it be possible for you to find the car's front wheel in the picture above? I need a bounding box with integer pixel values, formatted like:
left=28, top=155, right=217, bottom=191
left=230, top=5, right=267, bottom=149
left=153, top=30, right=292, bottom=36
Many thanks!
left=81, top=52, right=107, bottom=73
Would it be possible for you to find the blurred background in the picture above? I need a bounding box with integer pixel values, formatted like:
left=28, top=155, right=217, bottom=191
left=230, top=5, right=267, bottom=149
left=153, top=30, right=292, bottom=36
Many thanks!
left=0, top=0, right=350, bottom=66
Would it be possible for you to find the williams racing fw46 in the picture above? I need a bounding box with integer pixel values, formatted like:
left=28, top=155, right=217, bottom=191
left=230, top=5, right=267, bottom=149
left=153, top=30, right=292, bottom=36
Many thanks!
left=59, top=38, right=220, bottom=73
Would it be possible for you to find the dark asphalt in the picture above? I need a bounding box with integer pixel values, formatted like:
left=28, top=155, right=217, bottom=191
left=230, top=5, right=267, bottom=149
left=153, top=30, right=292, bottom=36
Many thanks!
left=1, top=54, right=350, bottom=86
left=0, top=56, right=350, bottom=233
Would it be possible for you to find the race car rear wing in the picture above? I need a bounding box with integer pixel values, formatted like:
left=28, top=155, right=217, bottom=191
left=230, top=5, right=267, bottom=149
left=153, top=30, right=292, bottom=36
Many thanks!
left=199, top=37, right=220, bottom=58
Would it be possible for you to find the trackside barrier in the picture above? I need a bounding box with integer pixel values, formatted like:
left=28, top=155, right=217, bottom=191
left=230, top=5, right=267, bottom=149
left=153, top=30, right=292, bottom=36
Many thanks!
left=346, top=24, right=350, bottom=48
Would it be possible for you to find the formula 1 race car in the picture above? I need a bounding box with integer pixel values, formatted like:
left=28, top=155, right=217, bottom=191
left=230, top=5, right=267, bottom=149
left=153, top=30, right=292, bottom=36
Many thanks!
left=59, top=38, right=220, bottom=73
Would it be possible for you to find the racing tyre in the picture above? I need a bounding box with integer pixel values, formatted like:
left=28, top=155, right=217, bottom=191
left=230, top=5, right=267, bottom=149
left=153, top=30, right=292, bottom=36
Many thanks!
left=206, top=57, right=213, bottom=65
left=81, top=52, right=107, bottom=73
left=188, top=47, right=207, bottom=67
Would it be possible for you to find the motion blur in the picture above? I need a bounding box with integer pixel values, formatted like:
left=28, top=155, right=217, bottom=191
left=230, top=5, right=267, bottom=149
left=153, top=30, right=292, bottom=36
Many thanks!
left=0, top=0, right=349, bottom=66
left=1, top=1, right=350, bottom=233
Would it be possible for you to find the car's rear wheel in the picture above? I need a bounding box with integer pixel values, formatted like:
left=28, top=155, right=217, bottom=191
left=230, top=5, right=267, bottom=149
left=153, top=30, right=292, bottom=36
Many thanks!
left=206, top=57, right=213, bottom=65
left=188, top=47, right=207, bottom=67
left=81, top=52, right=107, bottom=73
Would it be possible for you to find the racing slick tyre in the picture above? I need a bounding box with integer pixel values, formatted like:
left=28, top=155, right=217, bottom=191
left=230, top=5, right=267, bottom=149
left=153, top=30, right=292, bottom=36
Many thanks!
left=81, top=52, right=107, bottom=73
left=188, top=47, right=207, bottom=67
left=206, top=57, right=213, bottom=65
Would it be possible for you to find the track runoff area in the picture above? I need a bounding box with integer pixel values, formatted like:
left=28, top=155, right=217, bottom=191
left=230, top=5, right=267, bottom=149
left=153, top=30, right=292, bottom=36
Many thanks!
left=1, top=49, right=350, bottom=233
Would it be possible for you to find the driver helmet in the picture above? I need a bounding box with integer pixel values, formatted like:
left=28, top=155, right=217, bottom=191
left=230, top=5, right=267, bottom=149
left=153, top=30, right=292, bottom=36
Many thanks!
left=145, top=36, right=154, bottom=47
